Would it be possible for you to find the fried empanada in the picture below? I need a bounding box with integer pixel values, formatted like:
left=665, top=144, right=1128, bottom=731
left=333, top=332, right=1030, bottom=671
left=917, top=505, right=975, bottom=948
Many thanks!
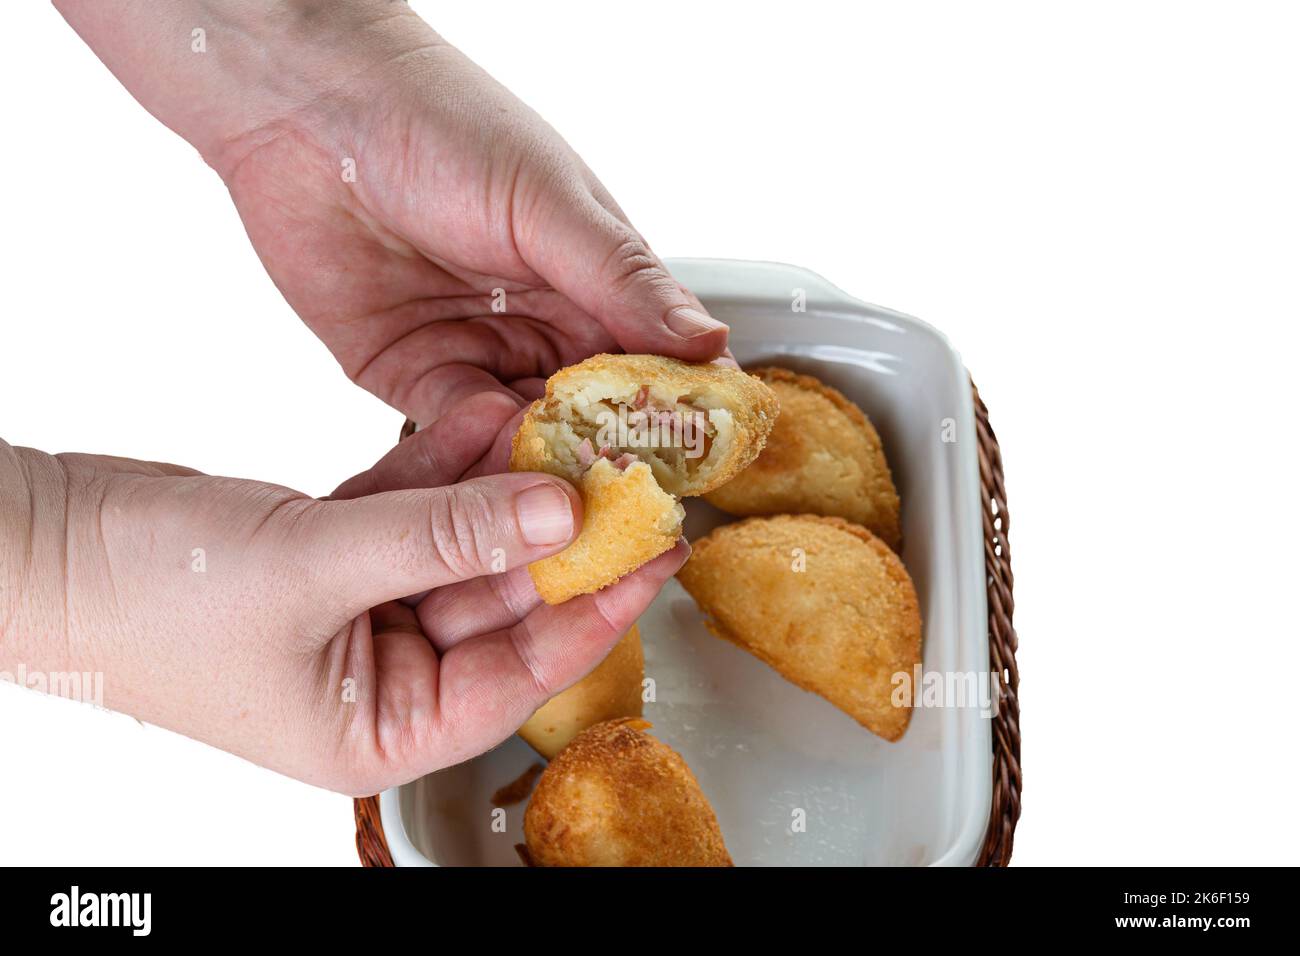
left=677, top=514, right=921, bottom=741
left=704, top=367, right=902, bottom=550
left=518, top=624, right=644, bottom=759
left=511, top=354, right=778, bottom=604
left=523, top=718, right=732, bottom=867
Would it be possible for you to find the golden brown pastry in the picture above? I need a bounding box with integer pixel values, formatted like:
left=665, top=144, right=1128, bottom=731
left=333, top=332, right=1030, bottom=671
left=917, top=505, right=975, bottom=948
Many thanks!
left=518, top=624, right=645, bottom=759
left=523, top=717, right=732, bottom=867
left=511, top=354, right=778, bottom=604
left=677, top=514, right=921, bottom=741
left=703, top=367, right=902, bottom=550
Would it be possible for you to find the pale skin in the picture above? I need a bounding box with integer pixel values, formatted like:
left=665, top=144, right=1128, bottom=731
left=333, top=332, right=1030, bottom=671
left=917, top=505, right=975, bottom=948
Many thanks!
left=0, top=0, right=729, bottom=796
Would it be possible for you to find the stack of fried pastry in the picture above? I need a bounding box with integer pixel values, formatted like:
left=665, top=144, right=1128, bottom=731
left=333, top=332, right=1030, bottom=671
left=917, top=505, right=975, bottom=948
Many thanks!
left=507, top=356, right=921, bottom=866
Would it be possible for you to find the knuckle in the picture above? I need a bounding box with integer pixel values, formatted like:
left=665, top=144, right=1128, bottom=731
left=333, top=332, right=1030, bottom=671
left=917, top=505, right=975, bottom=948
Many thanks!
left=602, top=233, right=661, bottom=297
left=427, top=487, right=490, bottom=580
left=508, top=623, right=554, bottom=698
left=411, top=433, right=446, bottom=480
left=485, top=567, right=532, bottom=619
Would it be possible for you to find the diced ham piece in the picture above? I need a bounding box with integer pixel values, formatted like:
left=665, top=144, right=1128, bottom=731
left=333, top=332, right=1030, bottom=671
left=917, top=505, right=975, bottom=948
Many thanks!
left=632, top=385, right=649, bottom=410
left=579, top=440, right=635, bottom=473
left=577, top=439, right=640, bottom=474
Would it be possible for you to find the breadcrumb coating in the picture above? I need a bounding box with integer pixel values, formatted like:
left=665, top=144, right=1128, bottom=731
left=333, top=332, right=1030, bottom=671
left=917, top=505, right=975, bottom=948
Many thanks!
left=523, top=718, right=733, bottom=867
left=677, top=514, right=921, bottom=741
left=704, top=367, right=901, bottom=551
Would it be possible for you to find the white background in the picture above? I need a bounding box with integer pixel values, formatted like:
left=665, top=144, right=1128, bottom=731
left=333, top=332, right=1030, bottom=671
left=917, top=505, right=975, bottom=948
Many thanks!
left=3, top=0, right=1298, bottom=866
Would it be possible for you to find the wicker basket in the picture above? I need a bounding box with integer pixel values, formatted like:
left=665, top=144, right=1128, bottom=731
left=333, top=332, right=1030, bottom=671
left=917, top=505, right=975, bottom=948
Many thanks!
left=353, top=376, right=1021, bottom=866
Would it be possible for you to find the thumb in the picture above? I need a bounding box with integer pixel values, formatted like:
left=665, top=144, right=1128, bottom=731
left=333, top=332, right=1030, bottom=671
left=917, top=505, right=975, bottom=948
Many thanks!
left=298, top=473, right=581, bottom=615
left=521, top=185, right=729, bottom=361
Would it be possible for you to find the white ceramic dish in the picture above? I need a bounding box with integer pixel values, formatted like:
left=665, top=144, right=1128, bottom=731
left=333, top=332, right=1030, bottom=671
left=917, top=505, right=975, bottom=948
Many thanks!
left=380, top=258, right=991, bottom=867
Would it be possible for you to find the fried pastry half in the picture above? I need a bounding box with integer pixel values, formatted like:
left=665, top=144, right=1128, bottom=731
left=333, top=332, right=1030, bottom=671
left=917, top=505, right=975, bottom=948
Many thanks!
left=511, top=354, right=778, bottom=604
left=523, top=718, right=732, bottom=867
left=704, top=367, right=902, bottom=550
left=518, top=624, right=644, bottom=760
left=677, top=514, right=921, bottom=741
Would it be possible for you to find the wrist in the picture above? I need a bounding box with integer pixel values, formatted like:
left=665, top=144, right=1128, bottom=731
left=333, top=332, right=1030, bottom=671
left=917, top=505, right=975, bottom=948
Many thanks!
left=55, top=0, right=439, bottom=177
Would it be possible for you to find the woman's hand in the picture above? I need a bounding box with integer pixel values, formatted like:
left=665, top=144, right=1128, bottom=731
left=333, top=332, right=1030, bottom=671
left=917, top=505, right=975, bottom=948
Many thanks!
left=0, top=431, right=687, bottom=795
left=55, top=0, right=731, bottom=426
left=30, top=2, right=710, bottom=791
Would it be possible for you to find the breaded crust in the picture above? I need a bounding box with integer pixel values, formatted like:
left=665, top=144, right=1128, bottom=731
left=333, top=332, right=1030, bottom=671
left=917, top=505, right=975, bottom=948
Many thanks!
left=510, top=354, right=778, bottom=604
left=703, top=367, right=902, bottom=550
left=518, top=624, right=644, bottom=759
left=510, top=400, right=566, bottom=480
left=523, top=718, right=733, bottom=867
left=676, top=515, right=921, bottom=741
left=524, top=459, right=682, bottom=605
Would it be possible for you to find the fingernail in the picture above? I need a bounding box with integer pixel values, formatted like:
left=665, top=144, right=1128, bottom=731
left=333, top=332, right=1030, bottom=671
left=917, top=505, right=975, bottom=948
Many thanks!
left=516, top=483, right=576, bottom=546
left=666, top=307, right=727, bottom=339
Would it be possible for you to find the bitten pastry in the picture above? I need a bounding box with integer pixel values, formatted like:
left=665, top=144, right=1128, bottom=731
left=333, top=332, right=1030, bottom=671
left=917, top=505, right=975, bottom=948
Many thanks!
left=676, top=514, right=922, bottom=741
left=518, top=624, right=645, bottom=759
left=703, top=367, right=902, bottom=550
left=510, top=354, right=778, bottom=604
left=523, top=718, right=732, bottom=867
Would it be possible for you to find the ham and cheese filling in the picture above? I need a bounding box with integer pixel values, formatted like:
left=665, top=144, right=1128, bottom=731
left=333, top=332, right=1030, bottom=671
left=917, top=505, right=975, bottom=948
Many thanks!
left=581, top=384, right=715, bottom=478
left=576, top=439, right=638, bottom=472
left=532, top=378, right=736, bottom=497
